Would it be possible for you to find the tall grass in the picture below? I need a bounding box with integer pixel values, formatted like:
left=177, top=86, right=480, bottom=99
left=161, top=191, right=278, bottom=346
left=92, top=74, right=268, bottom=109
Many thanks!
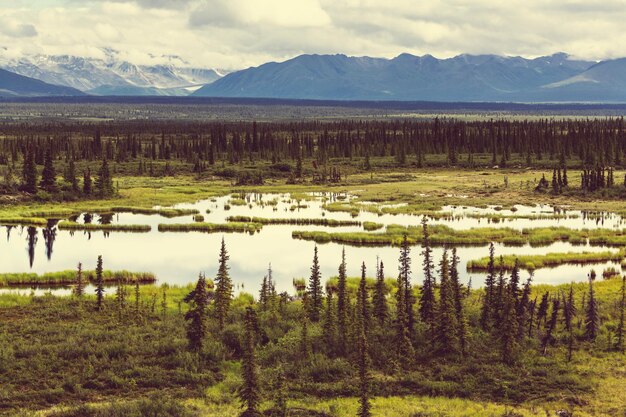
left=0, top=270, right=156, bottom=287
left=58, top=221, right=151, bottom=232
left=467, top=250, right=626, bottom=271
left=0, top=217, right=48, bottom=226
left=227, top=215, right=360, bottom=227
left=158, top=222, right=263, bottom=234
left=109, top=206, right=199, bottom=218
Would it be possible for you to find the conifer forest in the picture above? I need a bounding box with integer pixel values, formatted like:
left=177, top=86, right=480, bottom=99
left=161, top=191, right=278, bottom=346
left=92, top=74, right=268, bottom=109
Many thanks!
left=1, top=105, right=626, bottom=417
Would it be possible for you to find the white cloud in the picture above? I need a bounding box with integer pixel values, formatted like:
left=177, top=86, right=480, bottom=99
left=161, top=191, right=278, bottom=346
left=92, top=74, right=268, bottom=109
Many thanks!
left=0, top=0, right=624, bottom=69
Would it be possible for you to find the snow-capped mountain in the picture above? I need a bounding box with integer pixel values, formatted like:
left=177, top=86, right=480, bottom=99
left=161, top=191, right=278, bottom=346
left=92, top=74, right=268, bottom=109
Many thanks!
left=0, top=49, right=226, bottom=96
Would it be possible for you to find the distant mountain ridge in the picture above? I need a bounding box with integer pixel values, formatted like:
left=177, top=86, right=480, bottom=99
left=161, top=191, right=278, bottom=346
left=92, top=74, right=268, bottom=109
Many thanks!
left=0, top=68, right=83, bottom=97
left=193, top=52, right=626, bottom=102
left=0, top=49, right=226, bottom=96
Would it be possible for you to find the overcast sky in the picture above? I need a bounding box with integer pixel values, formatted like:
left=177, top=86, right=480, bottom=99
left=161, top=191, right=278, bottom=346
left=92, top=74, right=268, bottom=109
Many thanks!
left=1, top=0, right=625, bottom=69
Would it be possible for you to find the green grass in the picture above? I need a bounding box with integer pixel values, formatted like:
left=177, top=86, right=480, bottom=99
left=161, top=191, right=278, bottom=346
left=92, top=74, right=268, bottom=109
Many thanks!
left=57, top=221, right=151, bottom=232
left=0, top=216, right=48, bottom=226
left=362, top=221, right=384, bottom=231
left=109, top=206, right=199, bottom=218
left=226, top=215, right=360, bottom=227
left=0, top=270, right=156, bottom=287
left=293, top=224, right=626, bottom=247
left=467, top=250, right=626, bottom=271
left=157, top=222, right=263, bottom=234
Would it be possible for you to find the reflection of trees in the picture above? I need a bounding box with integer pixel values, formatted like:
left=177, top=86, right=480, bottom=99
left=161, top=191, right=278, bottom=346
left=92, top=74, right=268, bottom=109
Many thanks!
left=83, top=213, right=93, bottom=224
left=98, top=213, right=113, bottom=225
left=26, top=227, right=38, bottom=268
left=43, top=226, right=57, bottom=260
left=5, top=225, right=12, bottom=242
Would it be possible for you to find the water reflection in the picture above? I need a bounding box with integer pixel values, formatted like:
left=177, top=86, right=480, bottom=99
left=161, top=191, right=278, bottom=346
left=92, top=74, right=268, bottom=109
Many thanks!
left=0, top=193, right=623, bottom=293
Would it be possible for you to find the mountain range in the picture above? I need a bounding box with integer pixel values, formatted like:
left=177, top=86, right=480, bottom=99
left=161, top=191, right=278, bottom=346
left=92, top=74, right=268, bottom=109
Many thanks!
left=3, top=51, right=626, bottom=102
left=0, top=49, right=225, bottom=96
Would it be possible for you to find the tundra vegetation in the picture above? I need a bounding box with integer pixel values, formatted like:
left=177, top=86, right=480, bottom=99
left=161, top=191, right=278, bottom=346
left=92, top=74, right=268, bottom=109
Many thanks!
left=1, top=116, right=626, bottom=416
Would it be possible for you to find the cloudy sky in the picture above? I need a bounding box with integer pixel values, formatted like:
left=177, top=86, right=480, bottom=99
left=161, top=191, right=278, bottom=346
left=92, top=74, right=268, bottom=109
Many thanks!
left=1, top=0, right=625, bottom=69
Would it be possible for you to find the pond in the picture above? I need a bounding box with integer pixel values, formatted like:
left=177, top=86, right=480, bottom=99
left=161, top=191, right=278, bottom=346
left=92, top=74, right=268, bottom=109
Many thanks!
left=0, top=192, right=623, bottom=295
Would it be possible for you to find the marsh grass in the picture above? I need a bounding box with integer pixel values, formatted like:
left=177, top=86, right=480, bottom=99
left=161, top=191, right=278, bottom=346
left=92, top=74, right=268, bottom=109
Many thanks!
left=467, top=250, right=626, bottom=271
left=57, top=221, right=151, bottom=232
left=158, top=222, right=263, bottom=234
left=226, top=215, right=360, bottom=227
left=0, top=270, right=156, bottom=287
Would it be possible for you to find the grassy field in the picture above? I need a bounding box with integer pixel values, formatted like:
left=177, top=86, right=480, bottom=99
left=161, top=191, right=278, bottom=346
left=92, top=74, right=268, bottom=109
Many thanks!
left=0, top=276, right=625, bottom=417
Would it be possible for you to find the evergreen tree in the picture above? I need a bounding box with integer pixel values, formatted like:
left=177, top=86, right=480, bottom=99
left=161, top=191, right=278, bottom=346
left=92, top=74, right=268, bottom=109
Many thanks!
left=214, top=238, right=233, bottom=330
left=307, top=245, right=323, bottom=322
left=238, top=307, right=261, bottom=416
left=517, top=274, right=533, bottom=341
left=322, top=289, right=336, bottom=353
left=541, top=299, right=560, bottom=354
left=83, top=168, right=92, bottom=196
left=563, top=284, right=577, bottom=361
left=399, top=234, right=415, bottom=333
left=64, top=157, right=79, bottom=193
left=21, top=149, right=37, bottom=194
left=337, top=248, right=348, bottom=355
left=95, top=255, right=104, bottom=311
left=372, top=259, right=388, bottom=326
left=356, top=262, right=370, bottom=333
left=95, top=158, right=114, bottom=198
left=584, top=275, right=599, bottom=341
left=480, top=243, right=496, bottom=329
left=419, top=219, right=436, bottom=337
left=435, top=249, right=459, bottom=355
left=74, top=262, right=84, bottom=298
left=394, top=278, right=415, bottom=367
left=184, top=274, right=210, bottom=351
left=356, top=310, right=372, bottom=417
left=40, top=148, right=57, bottom=192
left=449, top=248, right=467, bottom=355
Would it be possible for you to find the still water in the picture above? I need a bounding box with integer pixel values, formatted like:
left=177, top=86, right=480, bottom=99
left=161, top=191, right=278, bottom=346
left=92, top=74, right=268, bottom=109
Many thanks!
left=0, top=193, right=623, bottom=294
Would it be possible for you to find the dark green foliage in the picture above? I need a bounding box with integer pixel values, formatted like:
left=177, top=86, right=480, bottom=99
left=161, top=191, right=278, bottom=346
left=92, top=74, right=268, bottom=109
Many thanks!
left=21, top=148, right=37, bottom=194
left=372, top=259, right=388, bottom=326
left=183, top=274, right=209, bottom=351
left=95, top=255, right=104, bottom=311
left=336, top=248, right=348, bottom=355
left=616, top=275, right=626, bottom=352
left=480, top=243, right=496, bottom=329
left=398, top=234, right=415, bottom=333
left=83, top=168, right=92, bottom=196
left=74, top=262, right=84, bottom=298
left=40, top=147, right=57, bottom=192
left=436, top=249, right=459, bottom=355
left=307, top=245, right=323, bottom=322
left=238, top=307, right=261, bottom=415
left=95, top=158, right=115, bottom=198
left=214, top=238, right=233, bottom=330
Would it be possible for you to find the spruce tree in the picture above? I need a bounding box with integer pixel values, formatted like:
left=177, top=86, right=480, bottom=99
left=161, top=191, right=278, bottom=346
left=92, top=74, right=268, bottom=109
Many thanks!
left=95, top=255, right=104, bottom=311
left=500, top=286, right=519, bottom=364
left=238, top=307, right=261, bottom=416
left=394, top=280, right=415, bottom=367
left=64, top=157, right=79, bottom=193
left=563, top=284, right=576, bottom=361
left=419, top=220, right=436, bottom=336
left=337, top=248, right=348, bottom=354
left=584, top=275, right=599, bottom=341
left=307, top=245, right=323, bottom=322
left=541, top=299, right=560, bottom=354
left=449, top=248, right=468, bottom=355
left=214, top=237, right=233, bottom=330
left=83, top=168, right=92, bottom=196
left=40, top=148, right=57, bottom=192
left=322, top=289, right=336, bottom=354
left=399, top=233, right=415, bottom=333
left=74, top=262, right=84, bottom=298
left=356, top=262, right=370, bottom=333
left=21, top=149, right=37, bottom=194
left=184, top=274, right=210, bottom=350
left=95, top=158, right=114, bottom=198
left=436, top=249, right=459, bottom=355
left=356, top=311, right=372, bottom=417
left=372, top=259, right=388, bottom=326
left=480, top=243, right=496, bottom=329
